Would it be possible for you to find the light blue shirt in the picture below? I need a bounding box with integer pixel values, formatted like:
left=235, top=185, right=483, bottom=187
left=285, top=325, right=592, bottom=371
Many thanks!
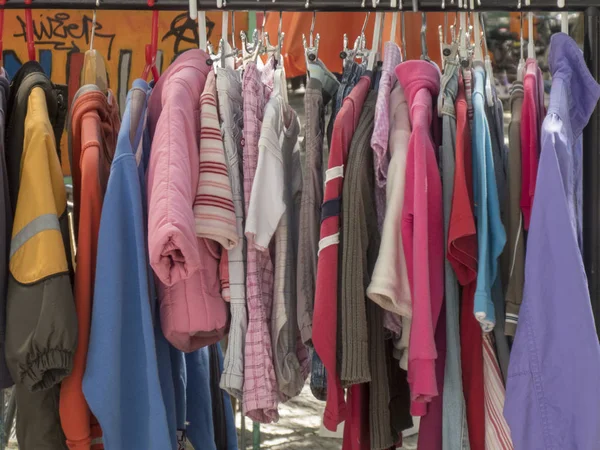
left=471, top=66, right=507, bottom=332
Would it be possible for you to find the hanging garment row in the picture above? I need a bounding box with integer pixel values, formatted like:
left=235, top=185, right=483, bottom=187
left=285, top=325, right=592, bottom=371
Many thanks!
left=0, top=5, right=598, bottom=450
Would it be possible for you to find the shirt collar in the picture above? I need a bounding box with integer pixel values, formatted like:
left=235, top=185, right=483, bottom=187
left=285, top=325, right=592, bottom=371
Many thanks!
left=549, top=33, right=600, bottom=138
left=395, top=59, right=440, bottom=114
left=382, top=42, right=401, bottom=75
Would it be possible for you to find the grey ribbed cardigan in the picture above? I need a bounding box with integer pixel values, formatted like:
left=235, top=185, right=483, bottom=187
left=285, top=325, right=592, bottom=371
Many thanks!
left=341, top=90, right=396, bottom=450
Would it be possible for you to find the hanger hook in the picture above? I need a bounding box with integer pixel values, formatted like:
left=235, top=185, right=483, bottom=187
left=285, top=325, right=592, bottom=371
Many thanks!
left=90, top=0, right=100, bottom=51
left=310, top=11, right=316, bottom=47
left=519, top=11, right=524, bottom=60
left=421, top=12, right=428, bottom=59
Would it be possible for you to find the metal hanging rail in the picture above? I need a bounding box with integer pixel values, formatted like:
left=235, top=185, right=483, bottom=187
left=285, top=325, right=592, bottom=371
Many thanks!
left=0, top=0, right=594, bottom=10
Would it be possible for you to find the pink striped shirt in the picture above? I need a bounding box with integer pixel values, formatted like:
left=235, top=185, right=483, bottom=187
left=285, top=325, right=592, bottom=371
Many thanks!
left=483, top=334, right=514, bottom=450
left=194, top=71, right=238, bottom=251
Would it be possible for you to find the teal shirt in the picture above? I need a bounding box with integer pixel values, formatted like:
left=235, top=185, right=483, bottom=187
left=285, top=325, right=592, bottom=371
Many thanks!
left=471, top=66, right=506, bottom=332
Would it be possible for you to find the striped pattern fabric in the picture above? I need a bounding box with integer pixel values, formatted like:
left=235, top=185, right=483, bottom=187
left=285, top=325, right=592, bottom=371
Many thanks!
left=483, top=334, right=514, bottom=450
left=216, top=67, right=247, bottom=398
left=194, top=70, right=238, bottom=251
left=463, top=68, right=474, bottom=122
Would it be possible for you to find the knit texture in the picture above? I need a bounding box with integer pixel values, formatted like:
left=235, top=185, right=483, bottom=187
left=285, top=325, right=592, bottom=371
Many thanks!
left=341, top=91, right=396, bottom=450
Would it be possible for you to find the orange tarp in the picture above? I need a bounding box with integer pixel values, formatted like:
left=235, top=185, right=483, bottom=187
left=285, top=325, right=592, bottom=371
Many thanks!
left=264, top=11, right=445, bottom=77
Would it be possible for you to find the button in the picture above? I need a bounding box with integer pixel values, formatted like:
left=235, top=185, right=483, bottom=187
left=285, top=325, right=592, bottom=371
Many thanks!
left=240, top=138, right=245, bottom=147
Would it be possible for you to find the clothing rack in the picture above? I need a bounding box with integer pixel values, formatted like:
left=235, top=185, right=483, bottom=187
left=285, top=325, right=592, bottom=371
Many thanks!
left=1, top=2, right=600, bottom=449
left=0, top=0, right=594, bottom=10
left=2, top=0, right=590, bottom=333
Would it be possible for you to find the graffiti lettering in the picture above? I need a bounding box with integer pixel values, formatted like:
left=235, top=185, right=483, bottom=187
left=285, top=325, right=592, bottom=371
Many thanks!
left=13, top=13, right=116, bottom=58
left=162, top=13, right=215, bottom=57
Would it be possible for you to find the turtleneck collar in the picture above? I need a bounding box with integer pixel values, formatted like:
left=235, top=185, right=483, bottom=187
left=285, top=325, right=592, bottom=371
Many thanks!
left=548, top=33, right=600, bottom=138
left=395, top=60, right=440, bottom=125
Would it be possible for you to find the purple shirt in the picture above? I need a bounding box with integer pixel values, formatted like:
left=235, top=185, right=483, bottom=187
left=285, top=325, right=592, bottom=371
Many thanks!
left=504, top=33, right=600, bottom=450
left=372, top=42, right=401, bottom=229
left=242, top=61, right=278, bottom=423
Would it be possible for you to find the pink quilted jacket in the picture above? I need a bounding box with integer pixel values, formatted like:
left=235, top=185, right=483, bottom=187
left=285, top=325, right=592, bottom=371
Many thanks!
left=147, top=49, right=228, bottom=352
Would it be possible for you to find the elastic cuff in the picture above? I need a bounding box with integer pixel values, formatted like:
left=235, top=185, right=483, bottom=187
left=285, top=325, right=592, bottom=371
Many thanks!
left=505, top=304, right=520, bottom=337
left=410, top=400, right=428, bottom=417
left=408, top=358, right=438, bottom=403
left=22, top=349, right=74, bottom=391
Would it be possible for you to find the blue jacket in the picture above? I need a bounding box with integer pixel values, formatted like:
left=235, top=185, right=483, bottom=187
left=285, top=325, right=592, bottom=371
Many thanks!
left=83, top=79, right=173, bottom=449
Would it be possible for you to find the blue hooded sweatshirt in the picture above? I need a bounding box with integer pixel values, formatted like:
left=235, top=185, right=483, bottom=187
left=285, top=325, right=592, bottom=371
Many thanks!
left=84, top=79, right=175, bottom=449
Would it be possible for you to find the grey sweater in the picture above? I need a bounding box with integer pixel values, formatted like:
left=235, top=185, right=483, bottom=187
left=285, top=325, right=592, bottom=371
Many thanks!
left=341, top=90, right=396, bottom=450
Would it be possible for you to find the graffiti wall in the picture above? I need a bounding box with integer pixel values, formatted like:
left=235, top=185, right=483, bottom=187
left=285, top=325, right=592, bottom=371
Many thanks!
left=3, top=10, right=247, bottom=111
left=3, top=9, right=247, bottom=174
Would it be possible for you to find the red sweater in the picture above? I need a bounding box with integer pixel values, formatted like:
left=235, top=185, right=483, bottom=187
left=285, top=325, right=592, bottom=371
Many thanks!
left=520, top=59, right=545, bottom=230
left=450, top=79, right=485, bottom=450
left=313, top=76, right=371, bottom=431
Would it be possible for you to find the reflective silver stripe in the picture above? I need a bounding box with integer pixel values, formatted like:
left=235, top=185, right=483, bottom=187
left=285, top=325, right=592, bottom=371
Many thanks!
left=318, top=232, right=340, bottom=256
left=325, top=165, right=344, bottom=183
left=91, top=437, right=103, bottom=446
left=10, top=214, right=60, bottom=258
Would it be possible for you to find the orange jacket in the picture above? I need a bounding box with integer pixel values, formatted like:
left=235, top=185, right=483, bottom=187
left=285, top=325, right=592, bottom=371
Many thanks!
left=59, top=86, right=120, bottom=450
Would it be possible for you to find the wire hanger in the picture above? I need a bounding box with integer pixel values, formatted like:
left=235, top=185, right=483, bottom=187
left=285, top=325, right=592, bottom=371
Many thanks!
left=141, top=0, right=160, bottom=82
left=353, top=11, right=371, bottom=67
left=24, top=0, right=35, bottom=61
left=82, top=0, right=109, bottom=91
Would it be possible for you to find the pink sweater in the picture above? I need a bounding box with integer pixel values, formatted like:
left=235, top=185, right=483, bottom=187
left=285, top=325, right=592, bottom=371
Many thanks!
left=395, top=61, right=444, bottom=416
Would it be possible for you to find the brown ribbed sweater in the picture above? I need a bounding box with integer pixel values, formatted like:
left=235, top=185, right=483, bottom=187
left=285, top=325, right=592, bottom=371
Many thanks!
left=340, top=90, right=396, bottom=450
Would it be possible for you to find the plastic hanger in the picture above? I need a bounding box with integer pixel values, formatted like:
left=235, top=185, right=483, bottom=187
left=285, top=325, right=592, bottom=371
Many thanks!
left=303, top=11, right=320, bottom=69
left=400, top=5, right=406, bottom=60
left=367, top=11, right=384, bottom=71
left=472, top=12, right=483, bottom=62
left=478, top=14, right=495, bottom=106
left=558, top=0, right=568, bottom=35
left=141, top=0, right=160, bottom=82
left=516, top=11, right=526, bottom=81
left=526, top=0, right=534, bottom=60
left=420, top=13, right=430, bottom=61
left=390, top=12, right=398, bottom=44
left=0, top=0, right=5, bottom=66
left=24, top=0, right=35, bottom=61
left=82, top=0, right=109, bottom=91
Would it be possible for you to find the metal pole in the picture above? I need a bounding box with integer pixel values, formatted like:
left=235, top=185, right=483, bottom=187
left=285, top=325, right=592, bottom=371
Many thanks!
left=583, top=6, right=600, bottom=339
left=0, top=0, right=596, bottom=10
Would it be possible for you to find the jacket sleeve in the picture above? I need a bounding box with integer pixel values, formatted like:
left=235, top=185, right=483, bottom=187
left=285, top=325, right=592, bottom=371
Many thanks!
left=5, top=88, right=77, bottom=392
